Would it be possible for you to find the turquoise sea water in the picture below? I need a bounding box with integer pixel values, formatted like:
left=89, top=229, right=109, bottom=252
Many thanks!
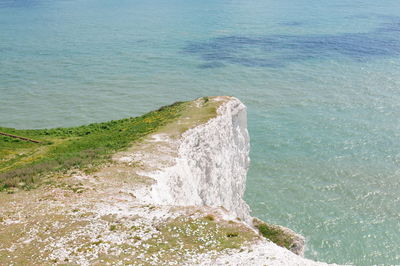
left=1, top=0, right=400, bottom=264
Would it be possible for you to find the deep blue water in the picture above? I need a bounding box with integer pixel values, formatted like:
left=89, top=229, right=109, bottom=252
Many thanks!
left=1, top=0, right=400, bottom=264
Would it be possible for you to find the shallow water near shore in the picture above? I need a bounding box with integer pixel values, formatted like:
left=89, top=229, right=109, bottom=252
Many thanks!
left=1, top=0, right=400, bottom=264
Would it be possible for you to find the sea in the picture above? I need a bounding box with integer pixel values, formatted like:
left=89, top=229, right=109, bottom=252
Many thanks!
left=1, top=0, right=400, bottom=264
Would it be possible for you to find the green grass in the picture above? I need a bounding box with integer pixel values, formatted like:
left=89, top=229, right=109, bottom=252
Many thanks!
left=0, top=101, right=186, bottom=190
left=141, top=216, right=257, bottom=262
left=255, top=223, right=293, bottom=249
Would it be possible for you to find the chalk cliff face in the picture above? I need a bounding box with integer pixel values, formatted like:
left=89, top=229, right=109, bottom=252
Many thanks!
left=136, top=97, right=322, bottom=262
left=147, top=97, right=251, bottom=220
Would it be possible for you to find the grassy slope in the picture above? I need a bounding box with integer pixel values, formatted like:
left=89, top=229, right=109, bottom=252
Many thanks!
left=0, top=101, right=186, bottom=190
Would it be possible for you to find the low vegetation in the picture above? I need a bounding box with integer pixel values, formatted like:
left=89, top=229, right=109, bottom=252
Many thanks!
left=0, top=101, right=186, bottom=190
left=254, top=219, right=294, bottom=250
left=141, top=216, right=257, bottom=263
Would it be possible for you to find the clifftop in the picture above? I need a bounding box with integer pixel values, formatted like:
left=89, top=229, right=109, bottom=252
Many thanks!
left=0, top=97, right=333, bottom=265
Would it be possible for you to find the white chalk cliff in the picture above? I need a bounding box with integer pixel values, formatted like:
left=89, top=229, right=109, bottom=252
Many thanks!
left=125, top=96, right=336, bottom=265
left=146, top=98, right=250, bottom=221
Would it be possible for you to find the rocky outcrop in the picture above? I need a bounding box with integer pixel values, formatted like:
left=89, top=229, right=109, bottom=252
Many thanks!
left=133, top=96, right=335, bottom=265
left=146, top=97, right=251, bottom=221
left=253, top=217, right=305, bottom=256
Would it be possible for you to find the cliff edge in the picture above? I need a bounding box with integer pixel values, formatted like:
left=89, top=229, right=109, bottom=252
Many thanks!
left=0, top=96, right=335, bottom=265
